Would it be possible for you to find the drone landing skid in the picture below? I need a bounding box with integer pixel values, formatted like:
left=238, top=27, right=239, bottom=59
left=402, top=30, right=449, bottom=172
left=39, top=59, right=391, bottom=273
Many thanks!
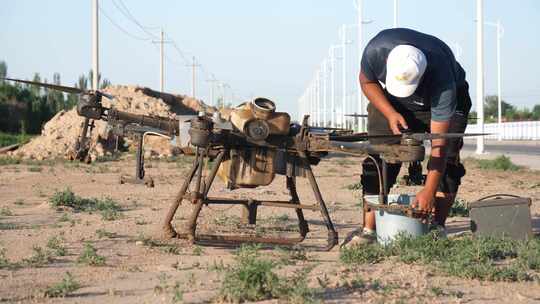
left=119, top=133, right=154, bottom=188
left=162, top=148, right=338, bottom=251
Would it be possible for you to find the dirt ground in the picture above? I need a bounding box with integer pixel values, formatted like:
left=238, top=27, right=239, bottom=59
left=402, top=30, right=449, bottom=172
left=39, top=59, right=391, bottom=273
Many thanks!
left=0, top=154, right=539, bottom=303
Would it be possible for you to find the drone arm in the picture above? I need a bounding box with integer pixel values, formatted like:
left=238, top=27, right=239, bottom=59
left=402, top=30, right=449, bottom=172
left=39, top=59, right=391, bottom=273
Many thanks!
left=106, top=109, right=179, bottom=137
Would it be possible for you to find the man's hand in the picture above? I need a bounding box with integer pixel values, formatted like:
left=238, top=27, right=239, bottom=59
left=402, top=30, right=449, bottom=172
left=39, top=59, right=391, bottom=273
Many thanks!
left=387, top=112, right=409, bottom=135
left=412, top=187, right=435, bottom=214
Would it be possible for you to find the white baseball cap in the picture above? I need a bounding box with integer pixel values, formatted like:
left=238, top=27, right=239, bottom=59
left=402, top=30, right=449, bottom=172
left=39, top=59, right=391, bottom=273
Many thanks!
left=385, top=45, right=427, bottom=98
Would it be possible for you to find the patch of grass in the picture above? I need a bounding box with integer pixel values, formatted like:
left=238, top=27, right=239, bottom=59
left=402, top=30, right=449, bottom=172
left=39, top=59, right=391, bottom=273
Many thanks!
left=44, top=272, right=80, bottom=298
left=13, top=199, right=24, bottom=205
left=335, top=158, right=356, bottom=167
left=0, top=207, right=13, bottom=216
left=340, top=233, right=540, bottom=282
left=77, top=242, right=106, bottom=266
left=0, top=156, right=20, bottom=166
left=22, top=246, right=54, bottom=267
left=218, top=244, right=280, bottom=302
left=345, top=181, right=362, bottom=191
left=474, top=155, right=521, bottom=171
left=0, top=246, right=19, bottom=269
left=49, top=188, right=121, bottom=221
left=28, top=166, right=43, bottom=172
left=96, top=229, right=117, bottom=239
left=94, top=153, right=122, bottom=163
left=217, top=244, right=319, bottom=303
left=135, top=234, right=183, bottom=255
left=0, top=132, right=32, bottom=147
left=448, top=198, right=469, bottom=217
left=46, top=236, right=67, bottom=256
left=275, top=245, right=308, bottom=265
left=172, top=282, right=183, bottom=303
left=192, top=245, right=204, bottom=256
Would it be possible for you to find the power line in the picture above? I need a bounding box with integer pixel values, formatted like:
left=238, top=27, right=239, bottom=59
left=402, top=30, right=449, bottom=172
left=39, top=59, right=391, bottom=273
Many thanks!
left=112, top=0, right=160, bottom=38
left=99, top=7, right=151, bottom=41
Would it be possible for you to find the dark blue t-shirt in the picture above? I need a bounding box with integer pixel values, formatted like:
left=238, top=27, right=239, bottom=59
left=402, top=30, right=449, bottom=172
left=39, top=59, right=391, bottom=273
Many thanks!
left=361, top=28, right=466, bottom=121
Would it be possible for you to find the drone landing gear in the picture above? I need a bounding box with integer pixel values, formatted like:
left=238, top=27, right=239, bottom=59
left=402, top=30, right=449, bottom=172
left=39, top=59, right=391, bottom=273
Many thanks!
left=162, top=148, right=338, bottom=251
left=119, top=134, right=154, bottom=188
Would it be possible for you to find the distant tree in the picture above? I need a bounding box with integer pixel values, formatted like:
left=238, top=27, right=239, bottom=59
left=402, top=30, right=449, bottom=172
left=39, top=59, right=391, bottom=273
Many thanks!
left=532, top=104, right=540, bottom=120
left=483, top=95, right=514, bottom=122
left=0, top=61, right=6, bottom=80
left=78, top=74, right=88, bottom=91
left=100, top=78, right=111, bottom=89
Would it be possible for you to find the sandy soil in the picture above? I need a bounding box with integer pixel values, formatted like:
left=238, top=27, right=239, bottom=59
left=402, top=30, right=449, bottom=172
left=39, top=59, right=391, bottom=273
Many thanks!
left=0, top=155, right=539, bottom=303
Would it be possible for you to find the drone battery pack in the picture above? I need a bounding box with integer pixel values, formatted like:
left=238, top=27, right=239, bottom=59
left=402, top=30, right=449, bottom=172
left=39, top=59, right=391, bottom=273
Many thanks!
left=469, top=196, right=533, bottom=240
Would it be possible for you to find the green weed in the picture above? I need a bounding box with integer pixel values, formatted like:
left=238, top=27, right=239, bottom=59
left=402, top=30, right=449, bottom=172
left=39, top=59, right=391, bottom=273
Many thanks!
left=44, top=272, right=80, bottom=298
left=96, top=229, right=117, bottom=239
left=0, top=207, right=13, bottom=216
left=448, top=198, right=469, bottom=217
left=46, top=236, right=67, bottom=256
left=474, top=155, right=521, bottom=171
left=77, top=242, right=106, bottom=266
left=22, top=246, right=54, bottom=267
left=49, top=188, right=121, bottom=220
left=217, top=244, right=319, bottom=303
left=340, top=233, right=540, bottom=282
left=0, top=246, right=19, bottom=269
left=28, top=166, right=43, bottom=172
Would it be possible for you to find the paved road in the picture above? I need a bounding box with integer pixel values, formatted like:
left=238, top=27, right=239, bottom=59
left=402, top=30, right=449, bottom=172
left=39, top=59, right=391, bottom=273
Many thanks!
left=462, top=140, right=540, bottom=156
left=461, top=140, right=540, bottom=170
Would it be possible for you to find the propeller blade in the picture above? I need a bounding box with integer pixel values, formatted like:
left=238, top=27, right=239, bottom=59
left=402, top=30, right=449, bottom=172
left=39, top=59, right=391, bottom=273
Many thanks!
left=408, top=132, right=490, bottom=141
left=3, top=77, right=115, bottom=100
left=2, top=77, right=84, bottom=94
left=344, top=114, right=368, bottom=118
left=332, top=132, right=490, bottom=142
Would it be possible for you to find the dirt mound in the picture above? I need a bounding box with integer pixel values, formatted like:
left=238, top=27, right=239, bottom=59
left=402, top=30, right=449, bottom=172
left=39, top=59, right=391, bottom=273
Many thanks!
left=11, top=85, right=216, bottom=160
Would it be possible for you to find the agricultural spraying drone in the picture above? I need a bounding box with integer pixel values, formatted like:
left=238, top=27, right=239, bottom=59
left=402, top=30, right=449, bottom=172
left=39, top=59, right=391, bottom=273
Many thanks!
left=3, top=77, right=485, bottom=250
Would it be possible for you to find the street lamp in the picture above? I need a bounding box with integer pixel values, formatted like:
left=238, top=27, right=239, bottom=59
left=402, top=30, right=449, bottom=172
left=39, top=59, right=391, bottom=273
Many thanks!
left=475, top=0, right=485, bottom=154
left=353, top=0, right=374, bottom=131
left=485, top=20, right=504, bottom=141
left=329, top=45, right=343, bottom=128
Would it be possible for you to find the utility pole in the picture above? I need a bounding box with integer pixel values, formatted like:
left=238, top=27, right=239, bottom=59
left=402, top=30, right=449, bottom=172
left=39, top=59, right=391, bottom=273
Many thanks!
left=207, top=75, right=218, bottom=106
left=187, top=56, right=201, bottom=98
left=496, top=20, right=502, bottom=141
left=341, top=25, right=348, bottom=129
left=476, top=0, right=485, bottom=154
left=393, top=0, right=398, bottom=28
left=354, top=0, right=373, bottom=131
left=152, top=28, right=171, bottom=92
left=92, top=0, right=99, bottom=90
left=316, top=70, right=321, bottom=126
left=322, top=60, right=328, bottom=127
left=329, top=45, right=342, bottom=128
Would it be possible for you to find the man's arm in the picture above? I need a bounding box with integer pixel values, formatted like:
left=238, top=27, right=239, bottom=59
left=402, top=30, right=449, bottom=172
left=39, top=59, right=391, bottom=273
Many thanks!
left=360, top=72, right=408, bottom=134
left=413, top=120, right=450, bottom=212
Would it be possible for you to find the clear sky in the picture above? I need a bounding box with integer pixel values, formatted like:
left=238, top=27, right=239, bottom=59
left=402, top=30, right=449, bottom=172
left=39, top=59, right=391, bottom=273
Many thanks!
left=2, top=0, right=539, bottom=118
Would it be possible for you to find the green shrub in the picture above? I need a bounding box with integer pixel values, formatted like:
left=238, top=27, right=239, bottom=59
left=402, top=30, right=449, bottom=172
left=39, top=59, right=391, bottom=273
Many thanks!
left=44, top=272, right=80, bottom=297
left=219, top=244, right=280, bottom=302
left=49, top=188, right=121, bottom=220
left=77, top=242, right=106, bottom=266
left=0, top=132, right=32, bottom=147
left=448, top=199, right=469, bottom=217
left=476, top=155, right=521, bottom=171
left=340, top=233, right=540, bottom=282
left=22, top=246, right=54, bottom=267
left=217, top=244, right=319, bottom=303
left=0, top=207, right=13, bottom=216
left=46, top=236, right=67, bottom=256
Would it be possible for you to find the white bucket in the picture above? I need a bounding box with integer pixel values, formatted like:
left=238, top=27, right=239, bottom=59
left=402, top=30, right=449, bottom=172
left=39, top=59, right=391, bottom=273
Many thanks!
left=365, top=194, right=429, bottom=245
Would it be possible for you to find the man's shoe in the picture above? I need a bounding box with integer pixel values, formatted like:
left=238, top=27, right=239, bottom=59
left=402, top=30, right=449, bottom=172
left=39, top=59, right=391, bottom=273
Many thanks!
left=340, top=228, right=376, bottom=249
